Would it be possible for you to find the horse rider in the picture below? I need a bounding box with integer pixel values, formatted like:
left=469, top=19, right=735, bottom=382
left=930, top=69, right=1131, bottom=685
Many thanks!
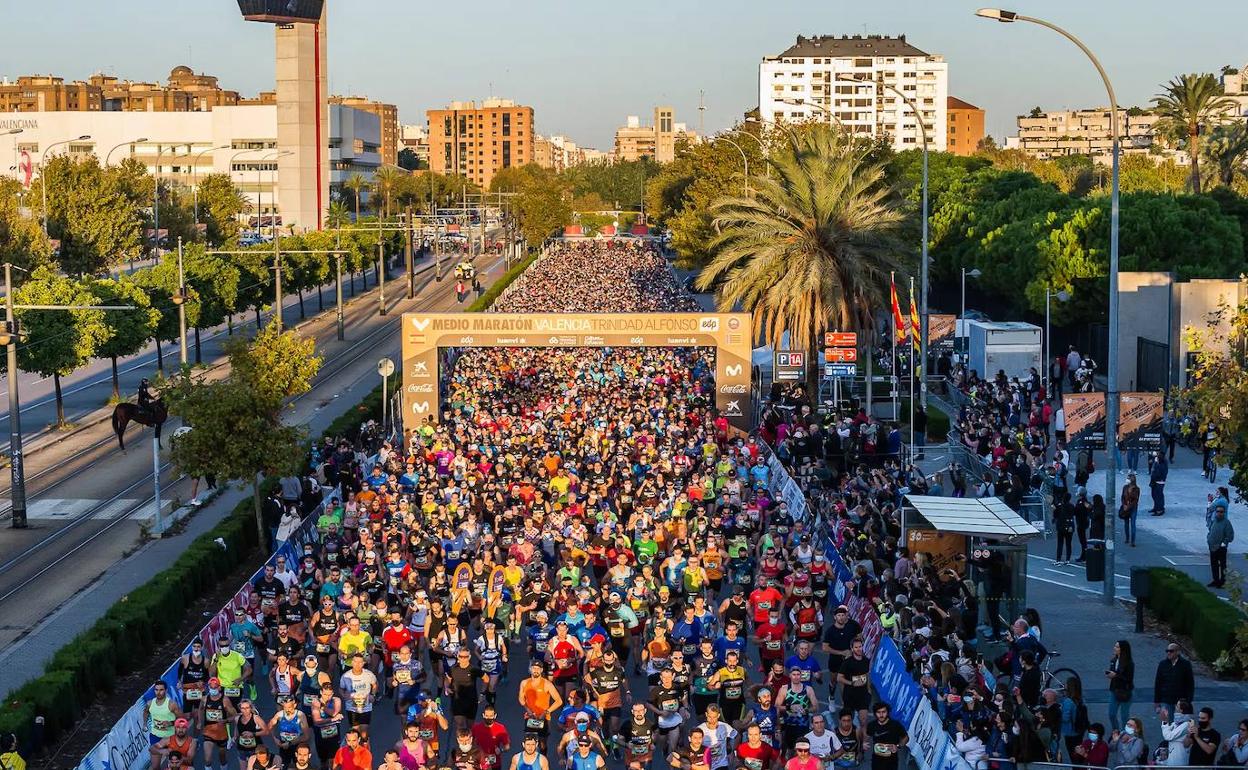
left=138, top=378, right=158, bottom=414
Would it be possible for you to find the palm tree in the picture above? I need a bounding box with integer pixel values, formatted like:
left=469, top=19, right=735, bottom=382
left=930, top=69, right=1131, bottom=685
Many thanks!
left=1152, top=73, right=1237, bottom=193
left=1203, top=121, right=1248, bottom=188
left=696, top=126, right=908, bottom=399
left=326, top=200, right=351, bottom=229
left=372, top=165, right=402, bottom=220
left=344, top=172, right=367, bottom=221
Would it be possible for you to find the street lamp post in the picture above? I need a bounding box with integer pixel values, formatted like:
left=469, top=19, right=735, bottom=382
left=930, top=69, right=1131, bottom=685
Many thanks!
left=152, top=145, right=167, bottom=259
left=1045, top=288, right=1071, bottom=394
left=977, top=7, right=1122, bottom=604
left=4, top=129, right=21, bottom=183
left=258, top=150, right=289, bottom=238
left=711, top=137, right=750, bottom=196
left=104, top=137, right=149, bottom=167
left=229, top=148, right=262, bottom=231
left=961, top=267, right=981, bottom=363
left=40, top=135, right=91, bottom=237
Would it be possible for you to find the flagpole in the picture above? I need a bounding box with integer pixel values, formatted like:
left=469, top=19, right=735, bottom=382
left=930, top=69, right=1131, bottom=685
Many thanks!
left=909, top=276, right=916, bottom=458
left=891, top=272, right=899, bottom=423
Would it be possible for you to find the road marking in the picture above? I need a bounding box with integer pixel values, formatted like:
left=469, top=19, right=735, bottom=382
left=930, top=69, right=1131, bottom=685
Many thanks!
left=26, top=498, right=140, bottom=521
left=1028, top=572, right=1133, bottom=601
left=1164, top=555, right=1208, bottom=566
left=1028, top=554, right=1129, bottom=581
left=1044, top=567, right=1077, bottom=577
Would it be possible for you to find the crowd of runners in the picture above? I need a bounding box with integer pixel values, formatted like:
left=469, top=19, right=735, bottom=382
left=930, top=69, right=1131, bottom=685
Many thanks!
left=134, top=240, right=1244, bottom=770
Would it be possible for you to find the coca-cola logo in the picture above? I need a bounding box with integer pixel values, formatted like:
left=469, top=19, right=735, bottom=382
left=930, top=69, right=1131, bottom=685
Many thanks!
left=720, top=384, right=747, bottom=394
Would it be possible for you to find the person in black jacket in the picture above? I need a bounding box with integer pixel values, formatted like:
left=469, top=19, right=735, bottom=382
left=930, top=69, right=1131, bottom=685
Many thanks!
left=1153, top=643, right=1195, bottom=714
left=1105, top=639, right=1134, bottom=732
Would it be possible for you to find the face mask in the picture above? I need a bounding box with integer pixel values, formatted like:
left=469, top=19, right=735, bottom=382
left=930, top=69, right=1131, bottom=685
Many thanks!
left=1125, top=726, right=1136, bottom=737
left=577, top=722, right=588, bottom=732
left=458, top=742, right=472, bottom=752
left=1087, top=733, right=1099, bottom=742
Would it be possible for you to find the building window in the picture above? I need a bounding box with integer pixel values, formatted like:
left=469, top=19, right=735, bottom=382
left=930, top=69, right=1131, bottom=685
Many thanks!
left=502, top=113, right=511, bottom=136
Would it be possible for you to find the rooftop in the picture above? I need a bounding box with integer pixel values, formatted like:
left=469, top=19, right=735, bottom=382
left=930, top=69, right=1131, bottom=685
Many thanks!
left=947, top=96, right=982, bottom=111
left=774, top=34, right=929, bottom=59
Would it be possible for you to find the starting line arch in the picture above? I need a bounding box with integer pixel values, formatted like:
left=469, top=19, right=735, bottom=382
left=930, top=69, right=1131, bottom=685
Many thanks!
left=401, top=312, right=754, bottom=432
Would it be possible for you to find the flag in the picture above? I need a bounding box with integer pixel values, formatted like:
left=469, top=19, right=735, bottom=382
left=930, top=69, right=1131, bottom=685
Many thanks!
left=909, top=284, right=921, bottom=350
left=890, top=275, right=906, bottom=344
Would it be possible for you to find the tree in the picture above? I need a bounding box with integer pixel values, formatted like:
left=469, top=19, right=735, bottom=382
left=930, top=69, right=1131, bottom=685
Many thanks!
left=90, top=275, right=160, bottom=400
left=344, top=173, right=368, bottom=221
left=696, top=126, right=908, bottom=398
left=371, top=165, right=404, bottom=219
left=197, top=173, right=249, bottom=246
left=1028, top=106, right=1044, bottom=119
left=326, top=201, right=351, bottom=229
left=1203, top=122, right=1248, bottom=188
left=182, top=245, right=241, bottom=362
left=1152, top=73, right=1238, bottom=193
left=164, top=325, right=321, bottom=545
left=32, top=155, right=144, bottom=275
left=13, top=267, right=109, bottom=425
left=397, top=147, right=424, bottom=171
left=132, top=258, right=202, bottom=374
left=511, top=166, right=572, bottom=244
left=0, top=178, right=55, bottom=278
left=1183, top=299, right=1248, bottom=497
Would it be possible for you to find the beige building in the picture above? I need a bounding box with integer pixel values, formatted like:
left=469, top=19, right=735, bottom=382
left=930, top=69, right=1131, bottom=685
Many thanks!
left=0, top=66, right=248, bottom=114
left=1222, top=65, right=1248, bottom=117
left=1009, top=108, right=1161, bottom=159
left=427, top=98, right=535, bottom=188
left=330, top=95, right=399, bottom=166
left=613, top=107, right=692, bottom=162
left=946, top=96, right=984, bottom=156
left=534, top=133, right=599, bottom=171
left=400, top=123, right=429, bottom=166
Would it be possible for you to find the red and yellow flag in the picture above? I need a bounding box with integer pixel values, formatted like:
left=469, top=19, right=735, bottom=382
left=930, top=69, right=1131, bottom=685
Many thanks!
left=909, top=284, right=921, bottom=350
left=890, top=275, right=907, bottom=344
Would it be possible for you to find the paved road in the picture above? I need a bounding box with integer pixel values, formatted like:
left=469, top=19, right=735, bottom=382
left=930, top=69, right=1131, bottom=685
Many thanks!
left=0, top=249, right=503, bottom=655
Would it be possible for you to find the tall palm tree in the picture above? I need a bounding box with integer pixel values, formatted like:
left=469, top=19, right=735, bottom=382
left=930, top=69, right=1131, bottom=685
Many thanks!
left=696, top=127, right=908, bottom=399
left=372, top=165, right=403, bottom=220
left=344, top=172, right=367, bottom=221
left=1203, top=121, right=1248, bottom=188
left=1152, top=73, right=1237, bottom=193
left=326, top=200, right=351, bottom=229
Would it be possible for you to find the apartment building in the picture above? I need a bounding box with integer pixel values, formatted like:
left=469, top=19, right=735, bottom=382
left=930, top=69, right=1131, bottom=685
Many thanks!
left=1222, top=65, right=1248, bottom=116
left=400, top=123, right=429, bottom=166
left=758, top=34, right=948, bottom=151
left=0, top=66, right=246, bottom=114
left=330, top=95, right=399, bottom=166
left=0, top=75, right=103, bottom=112
left=946, top=96, right=984, bottom=156
left=613, top=107, right=696, bottom=163
left=426, top=98, right=534, bottom=188
left=1009, top=108, right=1161, bottom=159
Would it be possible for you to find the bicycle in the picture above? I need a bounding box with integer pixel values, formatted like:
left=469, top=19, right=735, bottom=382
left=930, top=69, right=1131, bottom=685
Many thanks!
left=1040, top=650, right=1081, bottom=698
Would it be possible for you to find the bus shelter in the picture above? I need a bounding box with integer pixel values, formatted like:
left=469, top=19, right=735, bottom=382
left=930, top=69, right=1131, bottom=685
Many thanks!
left=901, top=495, right=1041, bottom=637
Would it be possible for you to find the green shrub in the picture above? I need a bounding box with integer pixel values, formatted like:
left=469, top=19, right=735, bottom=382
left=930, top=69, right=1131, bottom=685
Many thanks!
left=1147, top=567, right=1246, bottom=666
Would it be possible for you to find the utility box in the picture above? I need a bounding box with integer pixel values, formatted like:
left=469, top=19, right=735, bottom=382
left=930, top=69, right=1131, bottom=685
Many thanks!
left=967, top=321, right=1042, bottom=381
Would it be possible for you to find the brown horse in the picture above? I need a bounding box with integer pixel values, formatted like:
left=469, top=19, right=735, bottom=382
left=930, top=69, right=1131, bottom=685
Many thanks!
left=112, top=400, right=168, bottom=450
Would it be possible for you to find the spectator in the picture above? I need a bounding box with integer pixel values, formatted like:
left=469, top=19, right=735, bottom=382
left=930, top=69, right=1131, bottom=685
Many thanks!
left=1105, top=640, right=1134, bottom=732
left=1149, top=452, right=1169, bottom=516
left=1153, top=646, right=1195, bottom=715
left=1159, top=700, right=1196, bottom=765
left=1073, top=722, right=1110, bottom=768
left=1109, top=717, right=1146, bottom=769
left=1207, top=506, right=1235, bottom=588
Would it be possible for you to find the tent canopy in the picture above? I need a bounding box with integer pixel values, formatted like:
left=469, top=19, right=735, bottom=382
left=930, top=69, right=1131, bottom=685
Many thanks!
left=903, top=495, right=1040, bottom=540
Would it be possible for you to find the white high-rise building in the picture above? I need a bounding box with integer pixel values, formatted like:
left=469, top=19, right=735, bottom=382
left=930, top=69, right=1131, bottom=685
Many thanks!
left=758, top=34, right=948, bottom=152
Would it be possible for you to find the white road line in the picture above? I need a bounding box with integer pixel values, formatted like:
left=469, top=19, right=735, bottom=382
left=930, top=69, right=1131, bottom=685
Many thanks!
left=1028, top=572, right=1134, bottom=601
left=1044, top=567, right=1077, bottom=577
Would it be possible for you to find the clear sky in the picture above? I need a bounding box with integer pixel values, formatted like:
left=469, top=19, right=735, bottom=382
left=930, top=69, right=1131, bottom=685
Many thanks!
left=3, top=0, right=1245, bottom=150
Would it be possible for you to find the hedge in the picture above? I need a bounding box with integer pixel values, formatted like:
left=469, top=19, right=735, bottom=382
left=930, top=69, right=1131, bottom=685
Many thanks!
left=1147, top=567, right=1247, bottom=666
left=0, top=243, right=541, bottom=752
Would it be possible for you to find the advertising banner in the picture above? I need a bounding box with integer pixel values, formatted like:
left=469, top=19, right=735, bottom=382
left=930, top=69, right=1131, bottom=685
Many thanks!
left=928, top=315, right=957, bottom=350
left=1062, top=392, right=1107, bottom=450
left=1118, top=392, right=1164, bottom=449
left=402, top=313, right=754, bottom=432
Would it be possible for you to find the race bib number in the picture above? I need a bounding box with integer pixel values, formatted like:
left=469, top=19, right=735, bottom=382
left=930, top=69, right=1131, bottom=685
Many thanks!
left=280, top=730, right=299, bottom=743
left=320, top=723, right=339, bottom=738
left=302, top=693, right=317, bottom=707
left=238, top=734, right=257, bottom=749
left=662, top=699, right=679, bottom=712
left=799, top=623, right=816, bottom=634
left=874, top=744, right=894, bottom=757
left=205, top=708, right=223, bottom=722
left=224, top=687, right=242, bottom=699
left=725, top=685, right=743, bottom=699
left=396, top=669, right=413, bottom=684
left=232, top=641, right=247, bottom=654
left=183, top=687, right=203, bottom=702
left=526, top=717, right=545, bottom=730
left=316, top=643, right=332, bottom=654
left=765, top=640, right=782, bottom=651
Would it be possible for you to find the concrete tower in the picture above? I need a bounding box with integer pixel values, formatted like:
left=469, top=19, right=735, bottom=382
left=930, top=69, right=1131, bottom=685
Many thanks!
left=273, top=2, right=329, bottom=231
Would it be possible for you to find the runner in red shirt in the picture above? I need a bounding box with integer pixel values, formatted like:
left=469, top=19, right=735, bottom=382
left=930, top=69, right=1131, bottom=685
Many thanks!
left=754, top=609, right=787, bottom=671
left=736, top=724, right=778, bottom=770
left=381, top=610, right=415, bottom=667
left=470, top=705, right=511, bottom=770
left=749, top=581, right=784, bottom=627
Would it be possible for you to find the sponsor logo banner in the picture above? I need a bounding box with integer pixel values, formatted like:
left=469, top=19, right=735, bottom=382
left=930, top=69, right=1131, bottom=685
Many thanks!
left=1118, top=392, right=1164, bottom=449
left=1063, top=392, right=1107, bottom=450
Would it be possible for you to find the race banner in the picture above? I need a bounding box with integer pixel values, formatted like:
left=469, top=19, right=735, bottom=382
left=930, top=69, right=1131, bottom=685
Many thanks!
left=1063, top=392, right=1107, bottom=450
left=1118, top=392, right=1164, bottom=449
left=451, top=562, right=472, bottom=614
left=928, top=314, right=957, bottom=350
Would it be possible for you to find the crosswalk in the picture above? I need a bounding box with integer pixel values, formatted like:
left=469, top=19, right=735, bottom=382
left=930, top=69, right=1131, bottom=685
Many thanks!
left=25, top=497, right=140, bottom=521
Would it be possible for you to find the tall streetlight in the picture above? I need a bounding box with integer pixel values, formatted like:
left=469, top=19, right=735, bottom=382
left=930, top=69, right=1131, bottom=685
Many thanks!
left=960, top=267, right=982, bottom=321
left=1045, top=287, right=1071, bottom=394
left=104, top=137, right=149, bottom=167
left=977, top=7, right=1122, bottom=605
left=711, top=136, right=751, bottom=196
left=152, top=145, right=169, bottom=259
left=229, top=147, right=263, bottom=230
left=190, top=144, right=230, bottom=226
left=41, top=135, right=91, bottom=237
